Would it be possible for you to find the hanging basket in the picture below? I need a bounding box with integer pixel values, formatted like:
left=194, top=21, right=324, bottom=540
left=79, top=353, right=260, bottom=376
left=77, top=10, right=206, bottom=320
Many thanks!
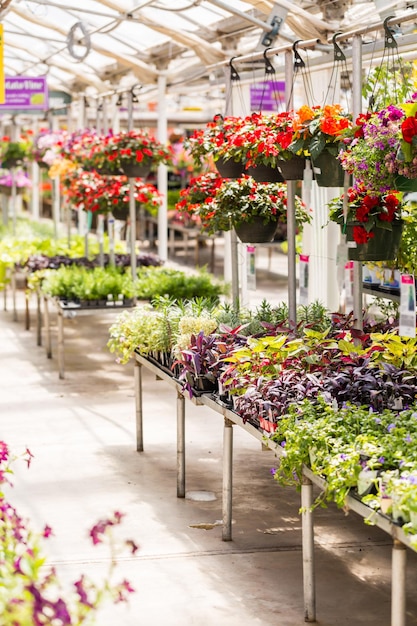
left=111, top=205, right=130, bottom=220
left=121, top=162, right=151, bottom=178
left=277, top=156, right=306, bottom=181
left=394, top=175, right=417, bottom=193
left=0, top=185, right=22, bottom=196
left=234, top=218, right=278, bottom=243
left=96, top=166, right=120, bottom=176
left=311, top=151, right=345, bottom=187
left=2, top=158, right=22, bottom=170
left=37, top=160, right=50, bottom=170
left=214, top=156, right=244, bottom=179
left=245, top=164, right=284, bottom=183
left=346, top=221, right=403, bottom=262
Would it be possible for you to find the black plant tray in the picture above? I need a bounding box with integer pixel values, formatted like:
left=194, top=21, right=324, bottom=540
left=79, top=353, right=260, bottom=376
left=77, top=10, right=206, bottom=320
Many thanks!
left=59, top=298, right=135, bottom=309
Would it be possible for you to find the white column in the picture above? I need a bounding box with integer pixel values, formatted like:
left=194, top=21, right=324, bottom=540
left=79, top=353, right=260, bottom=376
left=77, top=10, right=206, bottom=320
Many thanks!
left=157, top=72, right=168, bottom=262
left=301, top=67, right=342, bottom=311
left=31, top=161, right=40, bottom=220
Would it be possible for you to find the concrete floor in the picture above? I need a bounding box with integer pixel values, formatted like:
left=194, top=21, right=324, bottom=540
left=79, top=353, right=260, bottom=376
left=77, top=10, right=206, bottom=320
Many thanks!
left=2, top=247, right=417, bottom=625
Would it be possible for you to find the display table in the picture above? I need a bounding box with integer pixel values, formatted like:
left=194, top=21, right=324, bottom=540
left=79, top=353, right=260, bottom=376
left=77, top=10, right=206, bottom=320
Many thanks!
left=133, top=352, right=415, bottom=626
left=42, top=295, right=135, bottom=379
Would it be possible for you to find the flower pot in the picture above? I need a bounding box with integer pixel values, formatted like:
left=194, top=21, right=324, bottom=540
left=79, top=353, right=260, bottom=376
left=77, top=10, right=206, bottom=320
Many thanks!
left=111, top=205, right=130, bottom=220
left=214, top=156, right=244, bottom=179
left=246, top=164, right=284, bottom=183
left=2, top=158, right=21, bottom=169
left=346, top=221, right=403, bottom=262
left=121, top=163, right=151, bottom=178
left=357, top=469, right=378, bottom=497
left=277, top=156, right=306, bottom=180
left=311, top=151, right=345, bottom=187
left=394, top=174, right=417, bottom=192
left=96, top=166, right=119, bottom=176
left=234, top=218, right=278, bottom=243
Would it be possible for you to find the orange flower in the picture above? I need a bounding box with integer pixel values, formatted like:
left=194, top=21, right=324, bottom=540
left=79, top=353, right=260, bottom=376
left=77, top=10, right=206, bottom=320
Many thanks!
left=297, top=105, right=315, bottom=123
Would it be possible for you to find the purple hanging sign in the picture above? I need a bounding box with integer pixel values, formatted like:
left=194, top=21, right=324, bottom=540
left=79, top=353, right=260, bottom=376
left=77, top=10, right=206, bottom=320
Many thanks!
left=0, top=76, right=49, bottom=110
left=250, top=80, right=285, bottom=111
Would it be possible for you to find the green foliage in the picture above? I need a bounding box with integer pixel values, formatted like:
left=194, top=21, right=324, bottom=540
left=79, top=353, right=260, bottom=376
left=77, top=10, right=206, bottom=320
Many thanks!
left=134, top=266, right=227, bottom=301
left=362, top=59, right=414, bottom=110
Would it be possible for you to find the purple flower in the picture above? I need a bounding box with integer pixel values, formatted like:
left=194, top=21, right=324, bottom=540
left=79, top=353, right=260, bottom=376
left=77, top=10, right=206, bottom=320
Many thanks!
left=405, top=434, right=412, bottom=443
left=387, top=423, right=396, bottom=432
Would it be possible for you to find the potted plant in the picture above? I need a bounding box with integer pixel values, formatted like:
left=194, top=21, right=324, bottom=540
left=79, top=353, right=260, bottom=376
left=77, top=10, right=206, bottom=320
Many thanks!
left=85, top=130, right=172, bottom=178
left=32, top=129, right=67, bottom=168
left=194, top=175, right=310, bottom=243
left=0, top=133, right=33, bottom=169
left=327, top=184, right=404, bottom=261
left=288, top=104, right=352, bottom=187
left=63, top=170, right=161, bottom=220
left=185, top=114, right=248, bottom=178
left=338, top=104, right=417, bottom=193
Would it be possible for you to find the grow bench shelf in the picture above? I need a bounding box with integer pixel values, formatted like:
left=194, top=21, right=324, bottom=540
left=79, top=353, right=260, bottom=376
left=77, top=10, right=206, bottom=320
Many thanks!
left=363, top=283, right=400, bottom=303
left=41, top=294, right=136, bottom=379
left=133, top=352, right=417, bottom=626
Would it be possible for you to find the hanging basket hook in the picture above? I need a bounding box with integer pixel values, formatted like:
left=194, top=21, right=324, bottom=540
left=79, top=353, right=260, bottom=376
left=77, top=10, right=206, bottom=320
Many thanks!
left=292, top=40, right=305, bottom=72
left=229, top=57, right=240, bottom=82
left=383, top=16, right=398, bottom=48
left=332, top=33, right=346, bottom=62
left=263, top=48, right=276, bottom=75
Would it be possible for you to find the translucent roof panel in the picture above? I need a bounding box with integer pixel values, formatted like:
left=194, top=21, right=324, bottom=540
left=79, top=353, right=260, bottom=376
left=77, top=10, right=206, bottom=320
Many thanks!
left=0, top=0, right=415, bottom=99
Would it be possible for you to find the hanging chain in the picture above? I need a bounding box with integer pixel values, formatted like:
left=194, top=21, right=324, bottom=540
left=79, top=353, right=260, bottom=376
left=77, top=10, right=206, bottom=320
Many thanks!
left=286, top=41, right=315, bottom=110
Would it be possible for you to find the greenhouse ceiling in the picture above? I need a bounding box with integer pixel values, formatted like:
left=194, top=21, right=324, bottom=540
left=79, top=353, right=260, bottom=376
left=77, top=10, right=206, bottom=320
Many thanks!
left=0, top=0, right=416, bottom=101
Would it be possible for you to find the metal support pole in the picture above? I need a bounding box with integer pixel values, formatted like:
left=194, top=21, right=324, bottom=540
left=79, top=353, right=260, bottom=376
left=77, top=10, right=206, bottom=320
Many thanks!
left=285, top=49, right=297, bottom=324
left=25, top=289, right=30, bottom=331
left=177, top=392, right=186, bottom=498
left=11, top=169, right=16, bottom=236
left=230, top=230, right=240, bottom=310
left=108, top=214, right=115, bottom=266
left=44, top=296, right=52, bottom=359
left=36, top=290, right=42, bottom=346
left=222, top=417, right=233, bottom=541
left=301, top=476, right=316, bottom=622
left=98, top=214, right=104, bottom=267
left=287, top=180, right=297, bottom=324
left=392, top=539, right=407, bottom=626
left=134, top=361, right=143, bottom=452
left=157, top=73, right=168, bottom=262
left=53, top=176, right=60, bottom=239
left=127, top=89, right=137, bottom=298
left=11, top=269, right=17, bottom=322
left=57, top=307, right=65, bottom=379
left=352, top=35, right=363, bottom=330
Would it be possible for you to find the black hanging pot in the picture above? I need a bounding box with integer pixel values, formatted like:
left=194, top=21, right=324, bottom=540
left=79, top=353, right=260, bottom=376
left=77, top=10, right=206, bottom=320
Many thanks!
left=121, top=162, right=151, bottom=178
left=346, top=221, right=403, bottom=262
left=277, top=156, right=306, bottom=181
left=394, top=175, right=417, bottom=193
left=215, top=156, right=244, bottom=179
left=234, top=218, right=278, bottom=243
left=311, top=151, right=345, bottom=187
left=111, top=204, right=130, bottom=220
left=2, top=158, right=22, bottom=169
left=245, top=163, right=284, bottom=183
left=96, top=166, right=120, bottom=176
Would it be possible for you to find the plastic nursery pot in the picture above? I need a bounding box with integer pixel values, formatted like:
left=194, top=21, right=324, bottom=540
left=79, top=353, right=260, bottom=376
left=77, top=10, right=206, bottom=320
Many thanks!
left=245, top=163, right=284, bottom=183
left=311, top=151, right=345, bottom=187
left=121, top=163, right=151, bottom=178
left=234, top=218, right=279, bottom=243
left=277, top=156, right=306, bottom=180
left=214, top=156, right=244, bottom=179
left=346, top=222, right=403, bottom=262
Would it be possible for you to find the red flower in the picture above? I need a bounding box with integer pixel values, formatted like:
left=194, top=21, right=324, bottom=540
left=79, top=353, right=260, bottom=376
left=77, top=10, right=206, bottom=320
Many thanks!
left=401, top=115, right=417, bottom=143
left=353, top=225, right=374, bottom=244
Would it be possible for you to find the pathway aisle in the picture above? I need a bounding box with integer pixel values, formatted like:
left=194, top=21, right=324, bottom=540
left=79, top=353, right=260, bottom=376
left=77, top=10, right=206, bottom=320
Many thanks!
left=1, top=294, right=417, bottom=626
